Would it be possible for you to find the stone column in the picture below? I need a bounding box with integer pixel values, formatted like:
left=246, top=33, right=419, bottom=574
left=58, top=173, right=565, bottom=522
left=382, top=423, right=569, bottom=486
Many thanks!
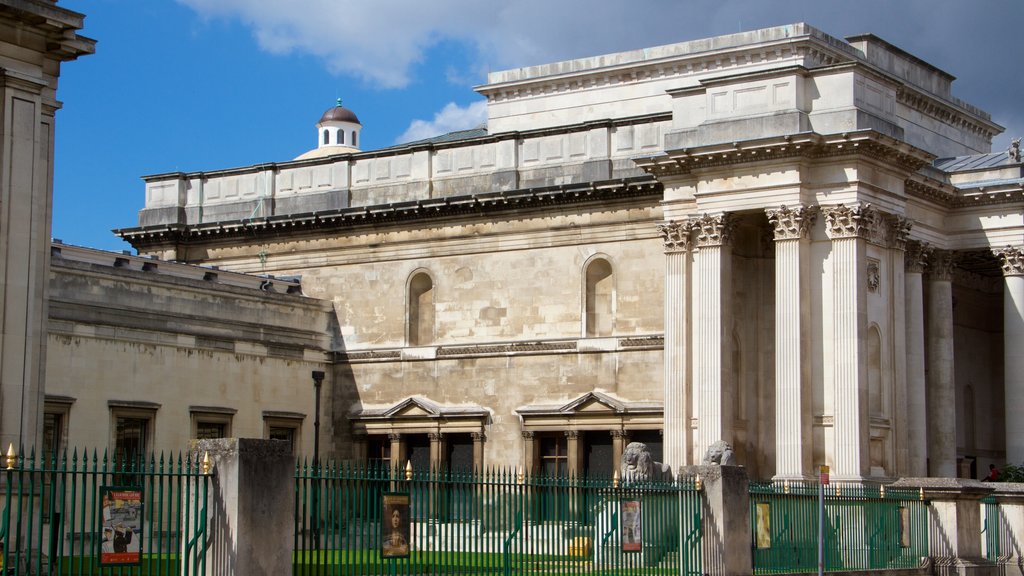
left=428, top=432, right=443, bottom=471
left=389, top=433, right=403, bottom=471
left=611, top=429, right=626, bottom=468
left=471, top=431, right=485, bottom=472
left=521, top=431, right=536, bottom=475
left=658, top=220, right=693, bottom=468
left=767, top=205, right=817, bottom=480
left=692, top=213, right=736, bottom=461
left=997, top=247, right=1024, bottom=464
left=927, top=249, right=957, bottom=478
left=190, top=438, right=294, bottom=576
left=905, top=241, right=930, bottom=477
left=566, top=430, right=580, bottom=476
left=890, top=478, right=995, bottom=576
left=823, top=205, right=871, bottom=481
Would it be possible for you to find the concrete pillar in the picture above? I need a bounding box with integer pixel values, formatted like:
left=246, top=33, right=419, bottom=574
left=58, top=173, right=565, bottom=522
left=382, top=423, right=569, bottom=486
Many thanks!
left=692, top=213, right=735, bottom=461
left=658, top=220, right=693, bottom=469
left=767, top=205, right=817, bottom=481
left=997, top=247, right=1024, bottom=464
left=683, top=464, right=751, bottom=576
left=823, top=205, right=871, bottom=481
left=890, top=478, right=995, bottom=576
left=190, top=438, right=294, bottom=576
left=905, top=241, right=930, bottom=477
left=927, top=249, right=957, bottom=478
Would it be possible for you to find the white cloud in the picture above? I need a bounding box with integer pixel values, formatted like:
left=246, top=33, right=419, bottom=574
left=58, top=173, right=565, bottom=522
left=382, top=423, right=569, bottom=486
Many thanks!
left=175, top=0, right=1024, bottom=141
left=395, top=100, right=487, bottom=144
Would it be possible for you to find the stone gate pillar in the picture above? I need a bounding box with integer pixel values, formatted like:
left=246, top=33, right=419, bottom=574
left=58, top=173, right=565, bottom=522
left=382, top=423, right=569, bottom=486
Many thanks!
left=188, top=438, right=294, bottom=576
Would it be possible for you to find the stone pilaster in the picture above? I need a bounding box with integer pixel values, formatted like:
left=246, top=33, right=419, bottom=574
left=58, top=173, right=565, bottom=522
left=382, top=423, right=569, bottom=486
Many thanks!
left=521, top=431, right=536, bottom=475
left=471, top=431, right=485, bottom=471
left=904, top=241, right=930, bottom=477
left=692, top=213, right=736, bottom=461
left=766, top=205, right=817, bottom=480
left=658, top=219, right=693, bottom=468
left=610, top=429, right=627, bottom=469
left=997, top=247, right=1024, bottom=464
left=388, top=433, right=403, bottom=470
left=927, top=249, right=957, bottom=478
left=823, top=204, right=872, bottom=481
left=566, top=430, right=580, bottom=476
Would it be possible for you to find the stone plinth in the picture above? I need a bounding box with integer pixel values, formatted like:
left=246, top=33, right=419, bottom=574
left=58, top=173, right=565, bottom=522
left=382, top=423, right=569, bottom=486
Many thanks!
left=890, top=478, right=995, bottom=576
left=682, top=464, right=751, bottom=576
left=189, top=438, right=294, bottom=576
left=988, top=483, right=1024, bottom=576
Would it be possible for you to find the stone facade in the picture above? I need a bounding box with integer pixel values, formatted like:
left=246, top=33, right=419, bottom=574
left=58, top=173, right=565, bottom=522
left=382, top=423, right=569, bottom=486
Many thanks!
left=83, top=23, right=1021, bottom=481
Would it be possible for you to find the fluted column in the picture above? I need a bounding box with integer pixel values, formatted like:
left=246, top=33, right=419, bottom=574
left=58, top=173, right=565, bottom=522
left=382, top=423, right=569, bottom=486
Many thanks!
left=904, top=241, right=930, bottom=477
left=658, top=220, right=693, bottom=468
left=692, top=213, right=736, bottom=460
left=767, top=205, right=817, bottom=480
left=823, top=204, right=872, bottom=481
left=997, top=247, right=1024, bottom=463
left=926, top=249, right=957, bottom=478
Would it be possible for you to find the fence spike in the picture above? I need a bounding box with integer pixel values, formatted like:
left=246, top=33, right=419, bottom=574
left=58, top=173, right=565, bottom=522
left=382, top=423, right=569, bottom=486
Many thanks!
left=5, top=443, right=15, bottom=469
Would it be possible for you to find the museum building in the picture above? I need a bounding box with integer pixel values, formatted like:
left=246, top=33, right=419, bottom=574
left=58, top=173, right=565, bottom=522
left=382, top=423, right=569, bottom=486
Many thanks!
left=44, top=23, right=1022, bottom=483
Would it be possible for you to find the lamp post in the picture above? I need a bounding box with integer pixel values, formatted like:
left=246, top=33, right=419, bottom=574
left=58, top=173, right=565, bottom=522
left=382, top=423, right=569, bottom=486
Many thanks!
left=311, top=370, right=325, bottom=551
left=312, top=370, right=324, bottom=470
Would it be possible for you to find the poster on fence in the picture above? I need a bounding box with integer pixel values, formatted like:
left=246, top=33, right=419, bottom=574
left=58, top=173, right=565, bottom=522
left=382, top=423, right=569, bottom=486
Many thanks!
left=99, top=486, right=143, bottom=566
left=620, top=500, right=642, bottom=552
left=381, top=492, right=411, bottom=558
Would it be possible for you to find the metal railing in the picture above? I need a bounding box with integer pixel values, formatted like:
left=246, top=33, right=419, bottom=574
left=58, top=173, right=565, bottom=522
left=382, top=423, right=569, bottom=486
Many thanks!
left=0, top=446, right=212, bottom=576
left=295, top=461, right=703, bottom=575
left=982, top=496, right=1000, bottom=562
left=750, top=481, right=929, bottom=574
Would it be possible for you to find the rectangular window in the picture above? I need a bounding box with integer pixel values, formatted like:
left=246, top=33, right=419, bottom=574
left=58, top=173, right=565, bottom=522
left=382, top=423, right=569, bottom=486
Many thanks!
left=263, top=411, right=304, bottom=455
left=43, top=396, right=74, bottom=522
left=190, top=406, right=236, bottom=441
left=109, top=401, right=160, bottom=486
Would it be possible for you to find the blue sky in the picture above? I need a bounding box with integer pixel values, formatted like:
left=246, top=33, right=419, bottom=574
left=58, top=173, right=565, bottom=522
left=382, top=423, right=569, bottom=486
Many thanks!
left=54, top=0, right=1024, bottom=252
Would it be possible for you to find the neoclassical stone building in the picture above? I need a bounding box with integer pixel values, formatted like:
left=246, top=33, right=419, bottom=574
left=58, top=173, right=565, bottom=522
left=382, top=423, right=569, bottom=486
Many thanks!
left=108, top=23, right=1021, bottom=482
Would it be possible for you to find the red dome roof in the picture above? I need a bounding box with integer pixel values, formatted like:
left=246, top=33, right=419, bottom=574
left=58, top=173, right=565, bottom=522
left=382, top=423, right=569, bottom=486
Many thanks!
left=319, top=99, right=360, bottom=124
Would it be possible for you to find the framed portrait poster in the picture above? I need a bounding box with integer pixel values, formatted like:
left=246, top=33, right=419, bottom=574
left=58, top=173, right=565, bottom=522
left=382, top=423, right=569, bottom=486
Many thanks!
left=99, top=486, right=143, bottom=566
left=381, top=492, right=411, bottom=558
left=620, top=499, right=642, bottom=552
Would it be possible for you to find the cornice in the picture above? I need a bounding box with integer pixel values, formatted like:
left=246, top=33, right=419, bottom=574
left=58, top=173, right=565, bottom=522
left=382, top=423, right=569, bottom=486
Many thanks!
left=905, top=174, right=1024, bottom=209
left=336, top=335, right=664, bottom=364
left=635, top=130, right=934, bottom=176
left=118, top=177, right=662, bottom=250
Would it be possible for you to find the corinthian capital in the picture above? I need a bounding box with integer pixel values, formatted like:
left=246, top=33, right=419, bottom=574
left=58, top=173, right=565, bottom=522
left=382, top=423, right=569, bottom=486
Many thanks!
left=927, top=249, right=957, bottom=281
left=823, top=204, right=875, bottom=240
left=657, top=220, right=693, bottom=253
left=996, top=246, right=1024, bottom=276
left=889, top=215, right=913, bottom=250
left=693, top=213, right=737, bottom=247
left=766, top=205, right=818, bottom=241
left=905, top=241, right=931, bottom=273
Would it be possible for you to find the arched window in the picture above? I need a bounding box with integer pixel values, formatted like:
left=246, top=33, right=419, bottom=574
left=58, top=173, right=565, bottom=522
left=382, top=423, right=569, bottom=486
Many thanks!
left=338, top=129, right=345, bottom=145
left=584, top=258, right=613, bottom=337
left=323, top=129, right=329, bottom=145
left=352, top=131, right=358, bottom=148
left=408, top=272, right=434, bottom=346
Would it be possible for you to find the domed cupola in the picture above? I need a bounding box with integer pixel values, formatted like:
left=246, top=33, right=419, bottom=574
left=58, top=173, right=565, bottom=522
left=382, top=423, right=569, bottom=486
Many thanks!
left=295, top=98, right=362, bottom=160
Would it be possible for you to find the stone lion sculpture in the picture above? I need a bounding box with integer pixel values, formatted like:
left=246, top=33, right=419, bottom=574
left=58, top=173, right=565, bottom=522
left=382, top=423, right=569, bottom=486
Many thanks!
left=701, top=440, right=737, bottom=466
left=620, top=441, right=671, bottom=484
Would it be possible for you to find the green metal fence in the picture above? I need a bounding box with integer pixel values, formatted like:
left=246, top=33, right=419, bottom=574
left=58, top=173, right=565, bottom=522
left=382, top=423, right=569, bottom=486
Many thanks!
left=0, top=447, right=212, bottom=576
left=750, top=481, right=929, bottom=574
left=982, top=496, right=1000, bottom=562
left=295, top=462, right=703, bottom=576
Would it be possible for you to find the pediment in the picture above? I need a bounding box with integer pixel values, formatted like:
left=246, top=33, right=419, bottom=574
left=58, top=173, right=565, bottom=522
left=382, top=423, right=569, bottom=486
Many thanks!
left=382, top=396, right=441, bottom=418
left=559, top=391, right=626, bottom=415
